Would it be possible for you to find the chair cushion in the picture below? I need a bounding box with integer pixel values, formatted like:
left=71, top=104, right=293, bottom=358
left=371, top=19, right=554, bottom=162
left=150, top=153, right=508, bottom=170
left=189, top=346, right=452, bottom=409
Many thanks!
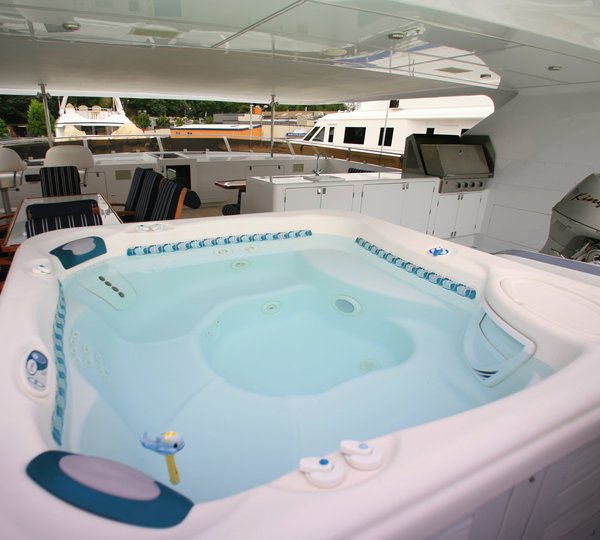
left=183, top=190, right=201, bottom=209
left=149, top=180, right=186, bottom=221
left=133, top=171, right=162, bottom=222
left=26, top=213, right=103, bottom=238
left=27, top=199, right=99, bottom=220
left=40, top=166, right=82, bottom=197
left=25, top=199, right=102, bottom=238
left=124, top=167, right=153, bottom=212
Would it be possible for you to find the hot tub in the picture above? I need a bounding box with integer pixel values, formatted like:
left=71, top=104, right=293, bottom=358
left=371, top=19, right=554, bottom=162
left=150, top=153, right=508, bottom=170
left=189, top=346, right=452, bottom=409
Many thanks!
left=1, top=210, right=599, bottom=539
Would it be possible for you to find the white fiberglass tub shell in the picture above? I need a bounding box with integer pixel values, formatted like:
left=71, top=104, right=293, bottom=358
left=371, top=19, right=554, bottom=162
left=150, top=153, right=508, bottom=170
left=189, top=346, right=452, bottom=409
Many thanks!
left=1, top=210, right=599, bottom=540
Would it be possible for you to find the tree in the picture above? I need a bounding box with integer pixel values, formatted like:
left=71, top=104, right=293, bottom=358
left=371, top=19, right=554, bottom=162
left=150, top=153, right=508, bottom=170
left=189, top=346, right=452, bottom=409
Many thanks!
left=0, top=118, right=7, bottom=138
left=27, top=99, right=55, bottom=137
left=156, top=115, right=170, bottom=129
left=175, top=117, right=184, bottom=126
left=135, top=111, right=150, bottom=130
left=0, top=95, right=59, bottom=125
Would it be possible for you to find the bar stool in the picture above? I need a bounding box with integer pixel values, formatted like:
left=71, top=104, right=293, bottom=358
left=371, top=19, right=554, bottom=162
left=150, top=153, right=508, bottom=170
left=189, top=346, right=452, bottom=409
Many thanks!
left=44, top=145, right=95, bottom=186
left=0, top=148, right=27, bottom=214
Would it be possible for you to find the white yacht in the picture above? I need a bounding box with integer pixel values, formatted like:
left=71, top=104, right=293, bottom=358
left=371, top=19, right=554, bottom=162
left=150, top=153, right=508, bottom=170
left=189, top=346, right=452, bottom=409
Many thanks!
left=0, top=3, right=599, bottom=540
left=55, top=96, right=134, bottom=137
left=299, top=95, right=494, bottom=153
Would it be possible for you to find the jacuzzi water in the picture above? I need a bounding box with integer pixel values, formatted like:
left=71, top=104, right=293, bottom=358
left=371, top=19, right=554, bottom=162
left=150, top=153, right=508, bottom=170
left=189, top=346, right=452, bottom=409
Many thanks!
left=59, top=234, right=543, bottom=503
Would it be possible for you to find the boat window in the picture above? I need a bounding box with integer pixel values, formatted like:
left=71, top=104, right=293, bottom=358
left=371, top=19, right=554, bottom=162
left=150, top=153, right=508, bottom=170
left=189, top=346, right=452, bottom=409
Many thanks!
left=328, top=127, right=335, bottom=143
left=343, top=127, right=366, bottom=145
left=304, top=126, right=321, bottom=141
left=426, top=127, right=435, bottom=134
left=312, top=127, right=325, bottom=142
left=378, top=127, right=393, bottom=146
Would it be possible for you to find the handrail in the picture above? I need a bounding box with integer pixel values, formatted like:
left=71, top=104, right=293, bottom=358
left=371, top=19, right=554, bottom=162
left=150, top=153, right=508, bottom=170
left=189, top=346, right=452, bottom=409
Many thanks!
left=2, top=134, right=404, bottom=169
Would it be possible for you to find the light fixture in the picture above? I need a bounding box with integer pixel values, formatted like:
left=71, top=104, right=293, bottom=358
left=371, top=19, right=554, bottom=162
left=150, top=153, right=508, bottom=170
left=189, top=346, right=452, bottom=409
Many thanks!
left=323, top=48, right=347, bottom=57
left=548, top=65, right=562, bottom=71
left=129, top=25, right=181, bottom=39
left=436, top=66, right=472, bottom=74
left=62, top=21, right=80, bottom=32
left=388, top=26, right=424, bottom=40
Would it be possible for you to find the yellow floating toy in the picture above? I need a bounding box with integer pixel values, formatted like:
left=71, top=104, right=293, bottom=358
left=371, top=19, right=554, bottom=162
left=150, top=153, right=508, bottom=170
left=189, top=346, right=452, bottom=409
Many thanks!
left=140, top=430, right=185, bottom=485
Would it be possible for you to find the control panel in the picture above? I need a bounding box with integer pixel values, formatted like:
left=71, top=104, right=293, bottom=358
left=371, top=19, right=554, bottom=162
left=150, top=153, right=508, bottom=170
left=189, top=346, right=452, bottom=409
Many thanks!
left=23, top=350, right=49, bottom=395
left=439, top=178, right=486, bottom=193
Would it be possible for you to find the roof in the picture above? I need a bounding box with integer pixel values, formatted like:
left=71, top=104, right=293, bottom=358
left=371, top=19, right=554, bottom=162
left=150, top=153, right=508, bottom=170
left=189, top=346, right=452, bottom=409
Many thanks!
left=1, top=1, right=600, bottom=105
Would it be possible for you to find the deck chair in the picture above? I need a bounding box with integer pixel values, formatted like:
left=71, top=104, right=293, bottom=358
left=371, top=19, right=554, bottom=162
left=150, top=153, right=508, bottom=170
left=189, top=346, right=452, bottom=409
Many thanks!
left=39, top=166, right=82, bottom=197
left=25, top=199, right=102, bottom=238
left=148, top=179, right=188, bottom=221
left=0, top=147, right=27, bottom=215
left=111, top=167, right=154, bottom=221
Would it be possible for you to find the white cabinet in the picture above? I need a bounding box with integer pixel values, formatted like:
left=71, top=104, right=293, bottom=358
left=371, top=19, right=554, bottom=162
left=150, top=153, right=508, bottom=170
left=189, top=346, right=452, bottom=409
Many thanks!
left=360, top=183, right=403, bottom=222
left=401, top=181, right=436, bottom=233
left=284, top=185, right=354, bottom=211
left=431, top=191, right=487, bottom=238
left=360, top=181, right=434, bottom=233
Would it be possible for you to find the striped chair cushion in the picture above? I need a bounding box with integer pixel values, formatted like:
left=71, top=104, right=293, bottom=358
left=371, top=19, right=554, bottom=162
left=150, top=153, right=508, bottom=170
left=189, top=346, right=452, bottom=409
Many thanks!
left=25, top=199, right=102, bottom=238
left=149, top=180, right=186, bottom=221
left=124, top=167, right=153, bottom=212
left=133, top=171, right=162, bottom=222
left=40, top=166, right=82, bottom=197
left=27, top=199, right=99, bottom=220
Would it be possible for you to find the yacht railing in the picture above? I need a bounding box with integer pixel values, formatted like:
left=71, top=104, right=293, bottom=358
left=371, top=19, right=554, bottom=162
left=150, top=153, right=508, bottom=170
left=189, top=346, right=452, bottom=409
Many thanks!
left=1, top=135, right=404, bottom=169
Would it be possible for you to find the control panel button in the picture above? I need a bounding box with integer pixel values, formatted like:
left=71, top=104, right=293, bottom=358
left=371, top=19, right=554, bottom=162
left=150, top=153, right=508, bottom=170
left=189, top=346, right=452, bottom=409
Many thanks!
left=26, top=359, right=38, bottom=375
left=428, top=246, right=449, bottom=257
left=299, top=457, right=346, bottom=488
left=340, top=440, right=384, bottom=471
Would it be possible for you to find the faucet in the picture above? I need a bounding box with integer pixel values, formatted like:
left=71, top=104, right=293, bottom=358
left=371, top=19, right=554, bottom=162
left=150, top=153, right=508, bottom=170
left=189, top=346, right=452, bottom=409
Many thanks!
left=313, top=152, right=326, bottom=176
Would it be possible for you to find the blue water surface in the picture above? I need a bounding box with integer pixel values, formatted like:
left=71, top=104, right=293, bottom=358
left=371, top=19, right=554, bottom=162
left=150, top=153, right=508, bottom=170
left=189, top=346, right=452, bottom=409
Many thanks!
left=61, top=235, right=534, bottom=503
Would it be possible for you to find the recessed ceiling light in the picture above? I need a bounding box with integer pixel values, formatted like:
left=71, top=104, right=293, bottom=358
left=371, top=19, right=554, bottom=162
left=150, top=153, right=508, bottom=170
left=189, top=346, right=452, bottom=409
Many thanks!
left=436, top=66, right=472, bottom=74
left=323, top=48, right=347, bottom=57
left=388, top=27, right=424, bottom=40
left=548, top=65, right=562, bottom=71
left=129, top=26, right=181, bottom=39
left=62, top=21, right=80, bottom=32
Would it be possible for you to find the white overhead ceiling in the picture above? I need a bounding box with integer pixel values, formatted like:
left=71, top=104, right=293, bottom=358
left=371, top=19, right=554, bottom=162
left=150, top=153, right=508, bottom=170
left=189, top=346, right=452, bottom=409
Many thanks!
left=1, top=0, right=600, bottom=104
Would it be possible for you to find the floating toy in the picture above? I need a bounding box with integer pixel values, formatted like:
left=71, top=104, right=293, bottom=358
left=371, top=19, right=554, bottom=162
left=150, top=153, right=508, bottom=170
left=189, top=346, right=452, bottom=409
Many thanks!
left=141, top=431, right=185, bottom=485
